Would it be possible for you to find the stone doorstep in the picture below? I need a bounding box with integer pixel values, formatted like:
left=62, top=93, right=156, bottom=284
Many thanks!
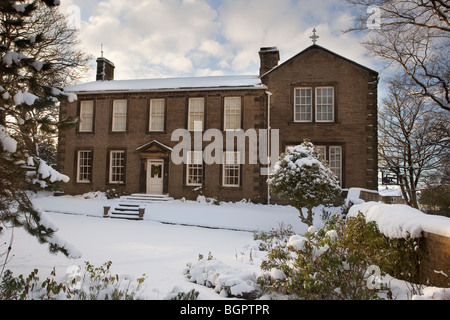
left=103, top=194, right=174, bottom=220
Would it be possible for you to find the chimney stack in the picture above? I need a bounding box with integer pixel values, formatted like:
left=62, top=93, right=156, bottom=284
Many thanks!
left=96, top=57, right=115, bottom=81
left=259, top=47, right=280, bottom=76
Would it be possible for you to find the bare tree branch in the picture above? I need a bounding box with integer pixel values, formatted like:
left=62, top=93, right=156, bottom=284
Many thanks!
left=343, top=0, right=450, bottom=111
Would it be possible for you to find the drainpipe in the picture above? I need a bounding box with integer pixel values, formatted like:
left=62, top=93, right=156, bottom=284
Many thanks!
left=266, top=91, right=272, bottom=205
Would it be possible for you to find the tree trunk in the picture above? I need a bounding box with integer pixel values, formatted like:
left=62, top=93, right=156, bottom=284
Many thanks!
left=295, top=204, right=313, bottom=226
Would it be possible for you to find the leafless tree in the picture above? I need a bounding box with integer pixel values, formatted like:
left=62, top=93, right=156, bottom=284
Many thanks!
left=379, top=76, right=448, bottom=208
left=1, top=2, right=89, bottom=158
left=1, top=1, right=91, bottom=88
left=344, top=0, right=449, bottom=112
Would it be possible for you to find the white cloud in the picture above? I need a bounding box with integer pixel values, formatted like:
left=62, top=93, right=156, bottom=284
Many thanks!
left=63, top=0, right=376, bottom=81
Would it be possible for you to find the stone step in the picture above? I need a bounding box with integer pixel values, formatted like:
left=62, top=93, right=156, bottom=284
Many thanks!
left=120, top=194, right=174, bottom=203
left=104, top=203, right=146, bottom=220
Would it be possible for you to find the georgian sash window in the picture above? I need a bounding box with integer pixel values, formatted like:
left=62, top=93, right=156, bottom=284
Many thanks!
left=294, top=88, right=312, bottom=122
left=186, top=151, right=203, bottom=186
left=112, top=100, right=127, bottom=132
left=316, top=145, right=342, bottom=184
left=76, top=150, right=92, bottom=183
left=79, top=101, right=94, bottom=132
left=188, top=98, right=204, bottom=131
left=109, top=150, right=125, bottom=184
left=149, top=99, right=165, bottom=132
left=223, top=151, right=240, bottom=187
left=294, top=86, right=335, bottom=123
left=224, top=97, right=241, bottom=130
left=315, top=87, right=334, bottom=122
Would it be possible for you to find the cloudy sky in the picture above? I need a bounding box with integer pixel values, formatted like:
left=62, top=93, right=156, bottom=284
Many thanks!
left=59, top=0, right=381, bottom=83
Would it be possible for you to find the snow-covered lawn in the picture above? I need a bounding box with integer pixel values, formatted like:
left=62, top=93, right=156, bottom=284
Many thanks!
left=5, top=192, right=311, bottom=300
left=2, top=191, right=449, bottom=300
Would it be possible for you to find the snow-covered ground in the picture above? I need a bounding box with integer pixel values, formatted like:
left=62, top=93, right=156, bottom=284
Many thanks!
left=2, top=191, right=449, bottom=300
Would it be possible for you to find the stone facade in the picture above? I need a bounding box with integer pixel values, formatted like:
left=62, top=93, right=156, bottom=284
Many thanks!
left=58, top=44, right=378, bottom=203
left=261, top=46, right=378, bottom=190
left=421, top=232, right=450, bottom=287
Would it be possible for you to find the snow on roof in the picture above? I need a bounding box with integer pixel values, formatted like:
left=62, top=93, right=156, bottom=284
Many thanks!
left=64, top=75, right=266, bottom=93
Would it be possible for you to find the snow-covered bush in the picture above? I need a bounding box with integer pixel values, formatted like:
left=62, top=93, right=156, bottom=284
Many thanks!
left=184, top=253, right=262, bottom=299
left=259, top=214, right=391, bottom=300
left=0, top=261, right=147, bottom=300
left=252, top=223, right=295, bottom=251
left=267, top=140, right=341, bottom=226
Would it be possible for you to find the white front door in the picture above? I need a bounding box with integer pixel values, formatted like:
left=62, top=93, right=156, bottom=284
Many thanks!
left=147, top=160, right=164, bottom=194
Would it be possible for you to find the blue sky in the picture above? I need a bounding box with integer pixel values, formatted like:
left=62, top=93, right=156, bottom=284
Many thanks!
left=59, top=0, right=382, bottom=83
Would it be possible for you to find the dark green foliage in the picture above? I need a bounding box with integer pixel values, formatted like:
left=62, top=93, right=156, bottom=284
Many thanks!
left=258, top=214, right=422, bottom=300
left=268, top=140, right=341, bottom=226
left=0, top=261, right=148, bottom=300
left=1, top=0, right=79, bottom=261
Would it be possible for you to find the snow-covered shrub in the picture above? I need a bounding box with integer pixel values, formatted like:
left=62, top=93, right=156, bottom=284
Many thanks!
left=0, top=261, right=147, bottom=300
left=166, top=287, right=200, bottom=300
left=184, top=254, right=262, bottom=299
left=105, top=188, right=125, bottom=199
left=259, top=214, right=390, bottom=300
left=252, top=223, right=295, bottom=251
left=267, top=140, right=341, bottom=226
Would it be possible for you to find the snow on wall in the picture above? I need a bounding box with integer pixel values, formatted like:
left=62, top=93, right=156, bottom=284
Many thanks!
left=348, top=202, right=450, bottom=239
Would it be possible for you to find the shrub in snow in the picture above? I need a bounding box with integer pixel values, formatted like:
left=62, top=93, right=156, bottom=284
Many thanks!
left=259, top=214, right=396, bottom=300
left=252, top=223, right=295, bottom=251
left=184, top=253, right=262, bottom=299
left=0, top=261, right=148, bottom=300
left=268, top=140, right=341, bottom=226
left=166, top=287, right=200, bottom=300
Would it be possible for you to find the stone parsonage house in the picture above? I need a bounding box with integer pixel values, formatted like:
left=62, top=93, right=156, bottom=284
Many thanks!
left=58, top=44, right=379, bottom=203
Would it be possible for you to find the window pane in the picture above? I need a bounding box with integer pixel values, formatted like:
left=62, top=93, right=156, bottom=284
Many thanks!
left=149, top=99, right=165, bottom=131
left=112, top=100, right=127, bottom=131
left=294, top=88, right=312, bottom=122
left=223, top=152, right=240, bottom=187
left=187, top=151, right=203, bottom=185
left=110, top=151, right=125, bottom=183
left=77, top=150, right=92, bottom=183
left=316, top=87, right=334, bottom=122
left=79, top=101, right=94, bottom=132
left=224, top=97, right=241, bottom=130
left=188, top=98, right=204, bottom=131
left=329, top=146, right=342, bottom=184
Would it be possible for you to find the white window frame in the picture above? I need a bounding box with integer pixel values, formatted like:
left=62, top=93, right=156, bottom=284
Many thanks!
left=149, top=99, right=165, bottom=132
left=224, top=97, right=241, bottom=130
left=294, top=88, right=312, bottom=122
left=112, top=100, right=127, bottom=132
left=287, top=144, right=342, bottom=185
left=186, top=151, right=203, bottom=186
left=188, top=98, right=204, bottom=131
left=79, top=101, right=94, bottom=132
left=329, top=146, right=342, bottom=183
left=76, top=150, right=92, bottom=183
left=223, top=151, right=240, bottom=187
left=109, top=150, right=125, bottom=184
left=316, top=145, right=342, bottom=185
left=315, top=87, right=334, bottom=122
